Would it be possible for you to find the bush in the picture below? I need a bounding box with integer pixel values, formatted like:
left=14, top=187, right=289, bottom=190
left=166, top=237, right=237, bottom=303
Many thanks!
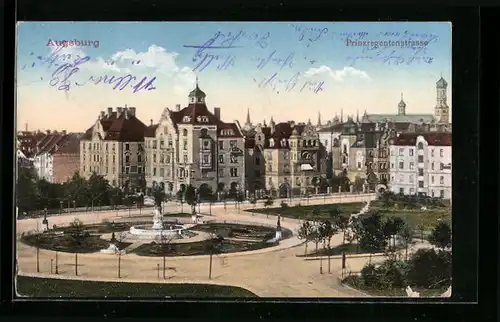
left=360, top=264, right=379, bottom=287
left=361, top=260, right=409, bottom=290
left=406, top=249, right=451, bottom=288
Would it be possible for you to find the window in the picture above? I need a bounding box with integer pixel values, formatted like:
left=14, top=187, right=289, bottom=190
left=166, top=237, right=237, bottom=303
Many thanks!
left=105, top=167, right=108, bottom=174
left=399, top=174, right=404, bottom=182
left=324, top=140, right=328, bottom=147
left=399, top=188, right=404, bottom=194
left=229, top=140, right=237, bottom=148
left=183, top=140, right=188, bottom=150
left=159, top=155, right=164, bottom=163
left=138, top=167, right=142, bottom=174
left=125, top=167, right=129, bottom=174
left=203, top=154, right=209, bottom=164
left=218, top=168, right=224, bottom=177
left=183, top=129, right=188, bottom=136
left=160, top=168, right=164, bottom=177
left=431, top=149, right=435, bottom=157
left=255, top=156, right=260, bottom=165
left=409, top=149, right=414, bottom=156
left=409, top=175, right=414, bottom=183
left=160, top=140, right=164, bottom=148
left=153, top=140, right=157, bottom=149
left=83, top=165, right=86, bottom=172
left=431, top=190, right=435, bottom=197
left=112, top=167, right=115, bottom=174
left=284, top=151, right=290, bottom=160
left=230, top=155, right=237, bottom=163
left=440, top=163, right=444, bottom=170
left=153, top=154, right=157, bottom=163
left=440, top=176, right=444, bottom=184
left=418, top=181, right=424, bottom=188
left=357, top=162, right=362, bottom=169
left=418, top=142, right=424, bottom=150
left=391, top=163, right=394, bottom=169
left=219, top=155, right=224, bottom=163
left=166, top=155, right=171, bottom=163
left=183, top=154, right=188, bottom=163
left=230, top=168, right=238, bottom=177
left=138, top=155, right=142, bottom=163
left=431, top=176, right=435, bottom=184
left=131, top=166, right=137, bottom=173
left=418, top=168, right=424, bottom=176
left=125, top=155, right=130, bottom=163
left=440, top=190, right=445, bottom=198
left=399, top=161, right=404, bottom=169
left=440, top=149, right=444, bottom=157
left=391, top=176, right=394, bottom=182
left=398, top=148, right=404, bottom=156
left=431, top=162, right=435, bottom=170
left=410, top=188, right=415, bottom=194
left=284, top=164, right=290, bottom=173
left=125, top=143, right=130, bottom=151
left=219, top=141, right=224, bottom=150
left=390, top=149, right=394, bottom=156
left=168, top=140, right=173, bottom=148
left=418, top=155, right=424, bottom=163
left=106, top=143, right=108, bottom=151
left=409, top=162, right=414, bottom=170
left=266, top=151, right=273, bottom=160
left=268, top=165, right=273, bottom=172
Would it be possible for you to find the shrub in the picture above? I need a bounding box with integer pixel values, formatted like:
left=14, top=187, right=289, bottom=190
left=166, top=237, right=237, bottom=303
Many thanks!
left=406, top=249, right=452, bottom=288
left=361, top=263, right=379, bottom=288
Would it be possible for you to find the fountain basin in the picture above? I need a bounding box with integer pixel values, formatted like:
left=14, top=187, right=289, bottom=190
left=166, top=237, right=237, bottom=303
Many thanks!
left=128, top=224, right=189, bottom=240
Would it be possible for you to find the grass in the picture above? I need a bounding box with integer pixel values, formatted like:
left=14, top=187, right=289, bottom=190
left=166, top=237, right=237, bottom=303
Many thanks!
left=246, top=202, right=365, bottom=220
left=297, top=242, right=386, bottom=257
left=367, top=206, right=451, bottom=229
left=133, top=239, right=276, bottom=257
left=342, top=275, right=448, bottom=297
left=191, top=223, right=288, bottom=241
left=16, top=276, right=258, bottom=298
left=21, top=232, right=131, bottom=253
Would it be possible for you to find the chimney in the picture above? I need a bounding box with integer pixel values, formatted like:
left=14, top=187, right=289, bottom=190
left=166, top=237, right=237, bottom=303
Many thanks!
left=214, top=107, right=221, bottom=120
left=107, top=107, right=113, bottom=116
left=150, top=119, right=153, bottom=126
left=116, top=107, right=122, bottom=118
left=25, top=123, right=28, bottom=131
left=176, top=104, right=181, bottom=111
left=128, top=107, right=136, bottom=116
left=46, top=130, right=50, bottom=134
left=124, top=108, right=129, bottom=119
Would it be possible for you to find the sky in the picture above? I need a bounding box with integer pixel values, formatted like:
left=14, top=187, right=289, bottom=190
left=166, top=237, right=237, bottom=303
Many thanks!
left=16, top=22, right=452, bottom=132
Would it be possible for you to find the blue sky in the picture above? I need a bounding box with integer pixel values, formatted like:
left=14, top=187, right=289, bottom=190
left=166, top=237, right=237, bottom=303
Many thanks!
left=17, top=22, right=451, bottom=131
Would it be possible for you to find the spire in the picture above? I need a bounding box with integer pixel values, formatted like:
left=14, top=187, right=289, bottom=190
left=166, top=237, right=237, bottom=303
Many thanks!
left=341, top=108, right=344, bottom=123
left=356, top=110, right=359, bottom=123
left=196, top=75, right=199, bottom=88
left=401, top=92, right=404, bottom=101
left=317, top=111, right=322, bottom=127
left=245, top=108, right=251, bottom=125
left=307, top=118, right=312, bottom=125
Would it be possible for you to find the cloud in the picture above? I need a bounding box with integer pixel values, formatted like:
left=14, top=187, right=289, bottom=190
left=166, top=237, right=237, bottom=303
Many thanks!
left=305, top=65, right=371, bottom=82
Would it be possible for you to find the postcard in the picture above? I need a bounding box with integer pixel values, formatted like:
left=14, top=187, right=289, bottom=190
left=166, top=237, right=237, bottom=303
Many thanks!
left=15, top=21, right=452, bottom=299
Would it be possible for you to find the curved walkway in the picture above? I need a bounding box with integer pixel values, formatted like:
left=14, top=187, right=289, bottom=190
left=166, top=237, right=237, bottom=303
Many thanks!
left=17, top=194, right=379, bottom=297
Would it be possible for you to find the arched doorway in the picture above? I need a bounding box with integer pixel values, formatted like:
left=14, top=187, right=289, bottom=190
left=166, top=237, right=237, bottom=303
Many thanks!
left=279, top=183, right=291, bottom=198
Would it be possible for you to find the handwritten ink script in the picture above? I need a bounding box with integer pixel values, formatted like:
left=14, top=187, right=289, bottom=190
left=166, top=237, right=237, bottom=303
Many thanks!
left=23, top=46, right=156, bottom=93
left=182, top=26, right=441, bottom=94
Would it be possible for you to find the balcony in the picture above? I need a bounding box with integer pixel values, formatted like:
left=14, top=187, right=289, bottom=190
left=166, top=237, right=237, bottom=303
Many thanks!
left=229, top=146, right=243, bottom=156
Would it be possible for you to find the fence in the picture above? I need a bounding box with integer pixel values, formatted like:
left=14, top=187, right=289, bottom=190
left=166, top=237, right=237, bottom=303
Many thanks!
left=19, top=204, right=155, bottom=219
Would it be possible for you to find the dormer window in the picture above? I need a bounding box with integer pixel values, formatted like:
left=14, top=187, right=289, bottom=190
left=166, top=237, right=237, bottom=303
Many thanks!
left=183, top=116, right=191, bottom=122
left=281, top=139, right=287, bottom=146
left=269, top=138, right=274, bottom=147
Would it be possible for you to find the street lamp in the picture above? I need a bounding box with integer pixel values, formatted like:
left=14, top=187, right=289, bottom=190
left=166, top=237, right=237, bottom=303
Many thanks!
left=59, top=201, right=63, bottom=215
left=73, top=200, right=76, bottom=212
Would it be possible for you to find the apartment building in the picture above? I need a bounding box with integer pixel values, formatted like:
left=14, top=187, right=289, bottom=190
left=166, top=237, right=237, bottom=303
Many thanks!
left=144, top=83, right=245, bottom=195
left=80, top=106, right=147, bottom=192
left=388, top=132, right=452, bottom=199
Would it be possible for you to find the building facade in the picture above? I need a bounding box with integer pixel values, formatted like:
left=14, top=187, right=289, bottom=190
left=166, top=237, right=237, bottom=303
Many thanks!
left=244, top=119, right=327, bottom=198
left=144, top=83, right=245, bottom=196
left=80, top=106, right=147, bottom=192
left=388, top=133, right=452, bottom=199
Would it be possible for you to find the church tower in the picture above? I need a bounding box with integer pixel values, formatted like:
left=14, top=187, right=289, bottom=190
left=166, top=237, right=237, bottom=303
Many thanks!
left=435, top=76, right=450, bottom=124
left=188, top=76, right=206, bottom=104
left=243, top=108, right=252, bottom=130
left=398, top=93, right=406, bottom=115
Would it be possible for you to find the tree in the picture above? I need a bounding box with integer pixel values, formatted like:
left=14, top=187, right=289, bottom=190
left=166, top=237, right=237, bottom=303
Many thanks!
left=263, top=197, right=274, bottom=218
left=328, top=206, right=341, bottom=223
left=114, top=232, right=127, bottom=278
left=87, top=173, right=111, bottom=209
left=347, top=216, right=363, bottom=253
left=68, top=218, right=88, bottom=276
left=354, top=176, right=365, bottom=193
left=358, top=212, right=387, bottom=256
left=250, top=197, right=257, bottom=210
left=416, top=223, right=426, bottom=242
left=310, top=221, right=323, bottom=253
left=407, top=249, right=451, bottom=288
left=399, top=223, right=414, bottom=260
left=154, top=230, right=175, bottom=279
left=16, top=166, right=39, bottom=212
left=319, top=220, right=335, bottom=273
left=203, top=230, right=223, bottom=279
left=152, top=186, right=165, bottom=209
left=235, top=191, right=244, bottom=213
left=383, top=216, right=405, bottom=248
left=184, top=184, right=197, bottom=215
left=429, top=222, right=452, bottom=250
left=335, top=215, right=350, bottom=244
left=176, top=187, right=186, bottom=212
left=297, top=221, right=313, bottom=255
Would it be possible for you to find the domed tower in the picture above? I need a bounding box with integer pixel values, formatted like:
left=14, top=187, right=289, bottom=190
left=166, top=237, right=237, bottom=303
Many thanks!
left=188, top=77, right=206, bottom=104
left=435, top=75, right=450, bottom=124
left=398, top=93, right=406, bottom=115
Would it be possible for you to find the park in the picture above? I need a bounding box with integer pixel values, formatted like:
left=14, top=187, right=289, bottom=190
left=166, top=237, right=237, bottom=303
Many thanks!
left=16, top=188, right=452, bottom=298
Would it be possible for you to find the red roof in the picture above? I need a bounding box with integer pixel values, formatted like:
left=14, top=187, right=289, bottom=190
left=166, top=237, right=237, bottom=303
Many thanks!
left=253, top=122, right=306, bottom=149
left=145, top=103, right=243, bottom=138
left=17, top=131, right=46, bottom=158
left=81, top=111, right=147, bottom=142
left=391, top=132, right=452, bottom=146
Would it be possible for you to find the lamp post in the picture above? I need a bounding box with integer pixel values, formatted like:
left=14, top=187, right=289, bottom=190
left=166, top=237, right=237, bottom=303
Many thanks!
left=59, top=201, right=63, bottom=215
left=73, top=200, right=76, bottom=212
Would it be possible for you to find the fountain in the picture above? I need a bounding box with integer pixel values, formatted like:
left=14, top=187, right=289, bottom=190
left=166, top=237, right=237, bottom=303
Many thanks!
left=126, top=206, right=194, bottom=241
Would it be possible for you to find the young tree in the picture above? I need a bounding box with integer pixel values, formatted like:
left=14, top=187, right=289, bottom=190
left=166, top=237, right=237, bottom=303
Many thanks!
left=155, top=230, right=175, bottom=279
left=114, top=232, right=127, bottom=278
left=297, top=220, right=313, bottom=255
left=310, top=221, right=323, bottom=253
left=416, top=223, right=426, bottom=242
left=335, top=215, right=350, bottom=244
left=359, top=212, right=387, bottom=256
left=176, top=188, right=185, bottom=213
left=184, top=184, right=197, bottom=215
left=263, top=197, right=274, bottom=218
left=383, top=216, right=405, bottom=248
left=429, top=222, right=452, bottom=250
left=235, top=191, right=244, bottom=213
left=399, top=223, right=414, bottom=260
left=203, top=230, right=223, bottom=280
left=68, top=218, right=88, bottom=276
left=250, top=197, right=257, bottom=210
left=347, top=216, right=363, bottom=253
left=318, top=220, right=334, bottom=274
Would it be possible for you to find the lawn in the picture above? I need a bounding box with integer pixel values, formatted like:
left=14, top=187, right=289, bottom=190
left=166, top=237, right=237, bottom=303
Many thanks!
left=16, top=276, right=258, bottom=298
left=191, top=223, right=291, bottom=241
left=297, top=242, right=387, bottom=257
left=21, top=232, right=131, bottom=253
left=245, top=202, right=365, bottom=220
left=133, top=239, right=276, bottom=257
left=342, top=275, right=448, bottom=297
left=367, top=206, right=451, bottom=229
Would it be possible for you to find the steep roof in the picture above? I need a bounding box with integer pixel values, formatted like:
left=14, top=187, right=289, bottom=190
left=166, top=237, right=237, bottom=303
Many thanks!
left=81, top=111, right=147, bottom=142
left=391, top=132, right=452, bottom=146
left=362, top=114, right=435, bottom=124
left=317, top=123, right=344, bottom=133
left=55, top=133, right=81, bottom=154
left=17, top=131, right=46, bottom=158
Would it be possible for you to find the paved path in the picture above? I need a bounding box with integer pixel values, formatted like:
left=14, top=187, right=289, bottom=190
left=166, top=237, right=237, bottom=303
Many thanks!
left=17, top=194, right=382, bottom=297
